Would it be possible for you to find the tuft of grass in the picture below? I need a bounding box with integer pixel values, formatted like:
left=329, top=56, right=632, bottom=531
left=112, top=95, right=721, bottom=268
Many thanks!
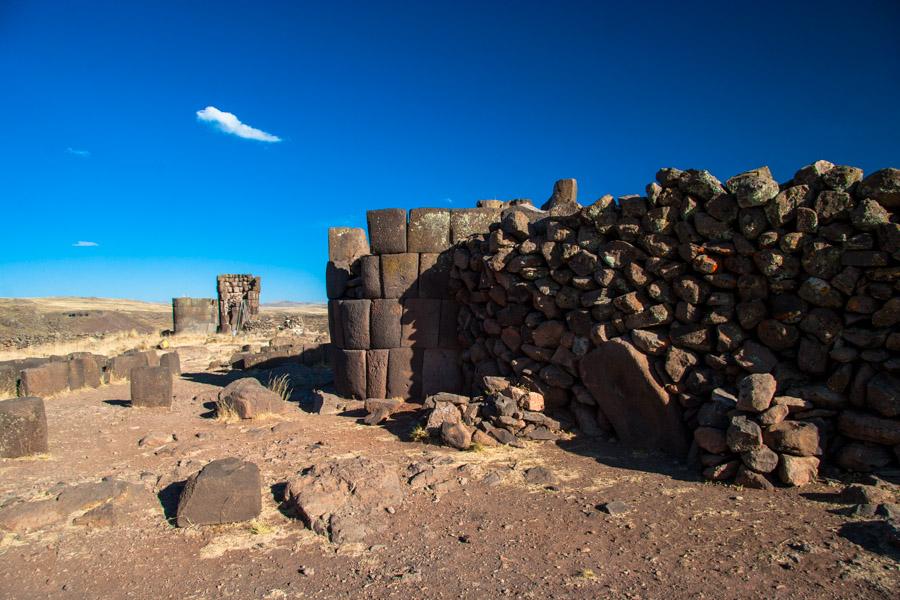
left=267, top=374, right=292, bottom=402
left=248, top=520, right=274, bottom=535
left=467, top=441, right=485, bottom=453
left=410, top=425, right=429, bottom=442
left=214, top=399, right=240, bottom=423
left=577, top=568, right=596, bottom=580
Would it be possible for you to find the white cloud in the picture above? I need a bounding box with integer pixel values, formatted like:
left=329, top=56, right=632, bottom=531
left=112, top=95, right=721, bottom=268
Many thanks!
left=72, top=241, right=99, bottom=247
left=66, top=147, right=91, bottom=157
left=196, top=106, right=281, bottom=142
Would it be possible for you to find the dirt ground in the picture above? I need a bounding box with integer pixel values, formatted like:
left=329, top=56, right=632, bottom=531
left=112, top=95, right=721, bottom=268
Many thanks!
left=1, top=361, right=897, bottom=599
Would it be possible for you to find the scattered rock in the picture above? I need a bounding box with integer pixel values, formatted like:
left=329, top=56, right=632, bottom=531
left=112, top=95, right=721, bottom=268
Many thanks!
left=176, top=458, right=262, bottom=527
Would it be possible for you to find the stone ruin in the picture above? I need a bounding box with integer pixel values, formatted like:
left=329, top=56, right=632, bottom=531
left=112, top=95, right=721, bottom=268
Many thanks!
left=217, top=274, right=261, bottom=334
left=328, top=162, right=900, bottom=487
left=172, top=297, right=218, bottom=335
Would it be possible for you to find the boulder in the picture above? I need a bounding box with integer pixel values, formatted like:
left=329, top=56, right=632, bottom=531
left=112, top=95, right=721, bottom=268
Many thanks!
left=217, top=378, right=287, bottom=419
left=726, top=416, right=763, bottom=452
left=778, top=455, right=819, bottom=486
left=19, top=362, right=69, bottom=397
left=284, top=457, right=402, bottom=544
left=579, top=339, right=689, bottom=456
left=441, top=421, right=473, bottom=450
left=159, top=352, right=182, bottom=376
left=0, top=397, right=48, bottom=458
left=176, top=458, right=261, bottom=527
left=763, top=421, right=821, bottom=456
left=736, top=373, right=776, bottom=412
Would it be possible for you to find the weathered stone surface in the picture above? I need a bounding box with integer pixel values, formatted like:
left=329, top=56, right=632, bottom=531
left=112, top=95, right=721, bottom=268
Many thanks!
left=367, top=208, right=407, bottom=254
left=0, top=397, right=48, bottom=458
left=741, top=446, right=778, bottom=473
left=866, top=373, right=900, bottom=418
left=418, top=252, right=452, bottom=298
left=387, top=347, right=423, bottom=400
left=285, top=457, right=402, bottom=544
left=763, top=421, right=820, bottom=456
left=333, top=349, right=366, bottom=400
left=370, top=299, right=403, bottom=349
left=360, top=255, right=381, bottom=298
left=337, top=299, right=371, bottom=350
left=726, top=166, right=779, bottom=208
left=450, top=208, right=501, bottom=242
left=857, top=168, right=900, bottom=208
left=401, top=298, right=441, bottom=348
left=159, top=352, right=181, bottom=376
left=365, top=349, right=389, bottom=399
left=735, top=466, right=775, bottom=490
left=422, top=348, right=462, bottom=396
left=836, top=443, right=893, bottom=472
left=441, top=421, right=473, bottom=449
left=579, top=339, right=689, bottom=456
left=176, top=458, right=261, bottom=527
left=541, top=179, right=580, bottom=216
left=20, top=362, right=69, bottom=397
left=734, top=341, right=777, bottom=373
left=218, top=378, right=287, bottom=419
left=130, top=366, right=172, bottom=408
left=838, top=410, right=900, bottom=445
left=737, top=373, right=776, bottom=412
left=693, top=426, right=727, bottom=454
left=328, top=227, right=369, bottom=264
left=777, top=455, right=819, bottom=486
left=727, top=416, right=763, bottom=452
left=408, top=208, right=451, bottom=253
left=381, top=253, right=419, bottom=299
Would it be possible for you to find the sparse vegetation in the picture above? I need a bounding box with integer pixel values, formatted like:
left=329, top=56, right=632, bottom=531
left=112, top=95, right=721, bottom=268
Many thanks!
left=267, top=374, right=292, bottom=402
left=248, top=520, right=274, bottom=535
left=410, top=425, right=429, bottom=442
left=577, top=568, right=596, bottom=580
left=467, top=441, right=485, bottom=453
left=214, top=399, right=240, bottom=423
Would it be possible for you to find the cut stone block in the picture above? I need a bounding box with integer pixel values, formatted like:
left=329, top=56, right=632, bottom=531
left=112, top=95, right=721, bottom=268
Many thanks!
left=450, top=208, right=501, bottom=242
left=408, top=208, right=451, bottom=253
left=360, top=255, right=381, bottom=298
left=337, top=299, right=371, bottom=350
left=19, top=362, right=69, bottom=397
left=367, top=208, right=408, bottom=254
left=109, top=353, right=148, bottom=380
left=370, top=299, right=403, bottom=349
left=366, top=349, right=389, bottom=399
left=333, top=349, right=366, bottom=400
left=176, top=457, right=261, bottom=527
left=328, top=227, right=369, bottom=264
left=418, top=251, right=452, bottom=298
left=439, top=300, right=461, bottom=349
left=380, top=253, right=419, bottom=298
left=401, top=298, right=442, bottom=348
left=67, top=356, right=101, bottom=390
left=422, top=349, right=462, bottom=396
left=387, top=347, right=424, bottom=400
left=130, top=366, right=173, bottom=408
left=0, top=397, right=48, bottom=458
left=328, top=300, right=344, bottom=348
left=326, top=261, right=351, bottom=299
left=160, top=352, right=181, bottom=376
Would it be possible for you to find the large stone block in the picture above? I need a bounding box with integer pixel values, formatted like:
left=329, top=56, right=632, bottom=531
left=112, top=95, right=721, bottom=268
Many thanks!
left=367, top=208, right=408, bottom=254
left=217, top=378, right=287, bottom=419
left=109, top=352, right=149, bottom=381
left=439, top=300, right=461, bottom=349
left=370, top=299, right=403, bottom=349
left=450, top=208, right=501, bottom=242
left=418, top=251, right=452, bottom=298
left=160, top=352, right=182, bottom=376
left=401, top=298, right=441, bottom=348
left=337, top=299, right=371, bottom=350
left=366, top=349, right=390, bottom=399
left=130, top=366, right=173, bottom=408
left=422, top=349, right=462, bottom=397
left=0, top=397, right=48, bottom=458
left=0, top=365, right=17, bottom=396
left=176, top=457, right=261, bottom=527
left=387, top=347, right=424, bottom=400
left=381, top=253, right=419, bottom=299
left=579, top=339, right=689, bottom=456
left=172, top=297, right=219, bottom=334
left=328, top=300, right=344, bottom=348
left=326, top=261, right=351, bottom=299
left=19, top=362, right=69, bottom=397
left=328, top=227, right=369, bottom=264
left=408, top=208, right=451, bottom=253
left=360, top=255, right=381, bottom=298
left=333, top=349, right=366, bottom=400
left=67, top=357, right=102, bottom=390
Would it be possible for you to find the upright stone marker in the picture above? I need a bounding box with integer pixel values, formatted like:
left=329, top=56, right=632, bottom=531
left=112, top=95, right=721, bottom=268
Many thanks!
left=130, top=366, right=173, bottom=408
left=0, top=397, right=48, bottom=458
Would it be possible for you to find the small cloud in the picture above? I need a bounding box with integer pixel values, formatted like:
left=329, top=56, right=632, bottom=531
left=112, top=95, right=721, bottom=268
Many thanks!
left=66, top=147, right=91, bottom=157
left=72, top=241, right=99, bottom=247
left=196, top=106, right=281, bottom=142
left=444, top=198, right=454, bottom=204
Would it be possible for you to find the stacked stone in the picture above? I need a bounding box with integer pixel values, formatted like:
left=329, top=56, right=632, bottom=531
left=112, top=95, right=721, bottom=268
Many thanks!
left=216, top=274, right=261, bottom=333
left=449, top=164, right=899, bottom=485
left=327, top=206, right=502, bottom=401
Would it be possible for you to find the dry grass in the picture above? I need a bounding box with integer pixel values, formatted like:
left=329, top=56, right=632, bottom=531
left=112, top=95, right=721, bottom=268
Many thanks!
left=214, top=399, right=240, bottom=424
left=248, top=520, right=274, bottom=535
left=267, top=374, right=292, bottom=402
left=409, top=425, right=430, bottom=442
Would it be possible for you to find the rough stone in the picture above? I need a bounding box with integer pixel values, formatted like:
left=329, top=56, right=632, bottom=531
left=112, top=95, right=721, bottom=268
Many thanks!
left=176, top=458, right=262, bottom=527
left=217, top=378, right=287, bottom=419
left=0, top=397, right=48, bottom=458
left=130, top=366, right=172, bottom=408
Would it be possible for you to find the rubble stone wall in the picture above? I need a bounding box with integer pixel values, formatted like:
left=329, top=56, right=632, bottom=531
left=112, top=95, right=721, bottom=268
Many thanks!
left=217, top=274, right=261, bottom=333
left=328, top=162, right=899, bottom=485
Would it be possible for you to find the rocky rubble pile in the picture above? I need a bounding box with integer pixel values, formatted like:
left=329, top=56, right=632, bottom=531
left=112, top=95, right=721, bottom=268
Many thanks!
left=448, top=163, right=899, bottom=486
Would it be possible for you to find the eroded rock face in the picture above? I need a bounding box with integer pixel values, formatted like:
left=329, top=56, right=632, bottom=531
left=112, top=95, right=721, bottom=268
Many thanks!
left=217, top=378, right=288, bottom=419
left=579, top=339, right=689, bottom=456
left=284, top=457, right=402, bottom=544
left=0, top=397, right=48, bottom=458
left=176, top=458, right=261, bottom=527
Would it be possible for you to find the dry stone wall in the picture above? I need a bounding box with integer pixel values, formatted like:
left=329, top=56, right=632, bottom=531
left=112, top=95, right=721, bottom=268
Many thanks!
left=172, top=297, right=218, bottom=335
left=328, top=162, right=900, bottom=485
left=217, top=274, right=261, bottom=333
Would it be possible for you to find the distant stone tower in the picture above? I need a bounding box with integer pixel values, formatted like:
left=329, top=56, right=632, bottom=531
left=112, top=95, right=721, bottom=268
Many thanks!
left=216, top=274, right=261, bottom=333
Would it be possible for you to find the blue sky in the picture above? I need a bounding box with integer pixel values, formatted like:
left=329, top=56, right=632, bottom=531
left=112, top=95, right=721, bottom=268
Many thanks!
left=1, top=0, right=899, bottom=303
